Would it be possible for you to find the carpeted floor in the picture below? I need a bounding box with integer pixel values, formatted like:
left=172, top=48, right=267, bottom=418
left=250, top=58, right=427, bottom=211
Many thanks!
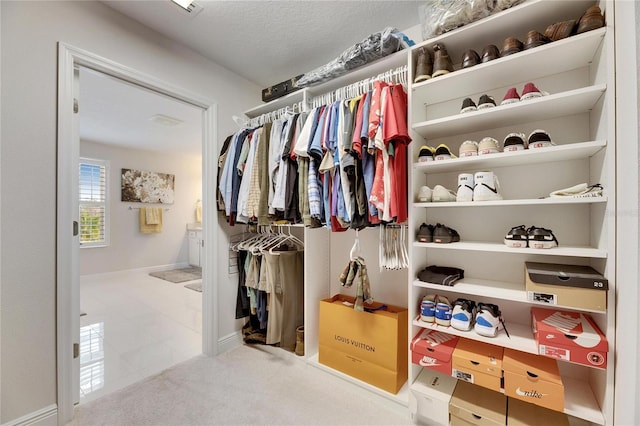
left=149, top=266, right=202, bottom=283
left=69, top=344, right=412, bottom=425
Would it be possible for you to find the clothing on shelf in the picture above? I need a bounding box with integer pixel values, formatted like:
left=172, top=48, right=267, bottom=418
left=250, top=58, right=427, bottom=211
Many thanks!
left=217, top=67, right=411, bottom=231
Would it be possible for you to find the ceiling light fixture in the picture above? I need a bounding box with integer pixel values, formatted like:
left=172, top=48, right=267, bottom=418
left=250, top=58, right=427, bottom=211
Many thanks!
left=150, top=114, right=184, bottom=127
left=171, top=0, right=194, bottom=10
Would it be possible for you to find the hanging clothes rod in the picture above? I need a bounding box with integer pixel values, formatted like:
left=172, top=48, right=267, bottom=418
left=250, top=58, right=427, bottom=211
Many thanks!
left=128, top=206, right=171, bottom=211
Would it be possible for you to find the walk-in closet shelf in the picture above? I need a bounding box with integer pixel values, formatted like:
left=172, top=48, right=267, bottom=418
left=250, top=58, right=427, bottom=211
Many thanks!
left=407, top=0, right=614, bottom=425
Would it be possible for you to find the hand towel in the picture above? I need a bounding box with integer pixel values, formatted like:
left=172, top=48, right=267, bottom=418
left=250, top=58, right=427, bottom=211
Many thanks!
left=140, top=207, right=162, bottom=234
left=145, top=207, right=162, bottom=225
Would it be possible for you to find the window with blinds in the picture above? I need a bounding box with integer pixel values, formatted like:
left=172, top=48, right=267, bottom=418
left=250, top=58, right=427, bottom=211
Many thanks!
left=79, top=158, right=109, bottom=247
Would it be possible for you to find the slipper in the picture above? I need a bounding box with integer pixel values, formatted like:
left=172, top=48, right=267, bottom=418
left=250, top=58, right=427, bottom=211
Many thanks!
left=549, top=183, right=603, bottom=198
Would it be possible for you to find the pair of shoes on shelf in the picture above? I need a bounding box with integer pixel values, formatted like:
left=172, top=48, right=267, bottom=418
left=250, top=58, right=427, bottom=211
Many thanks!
left=460, top=94, right=496, bottom=113
left=451, top=298, right=510, bottom=338
left=459, top=137, right=501, bottom=156
left=420, top=294, right=452, bottom=326
left=501, top=82, right=549, bottom=105
left=542, top=5, right=603, bottom=45
left=503, top=129, right=555, bottom=151
left=502, top=30, right=551, bottom=56
left=417, top=144, right=458, bottom=162
left=414, top=43, right=454, bottom=83
left=504, top=225, right=559, bottom=249
left=456, top=171, right=503, bottom=202
left=417, top=223, right=460, bottom=244
left=549, top=183, right=603, bottom=198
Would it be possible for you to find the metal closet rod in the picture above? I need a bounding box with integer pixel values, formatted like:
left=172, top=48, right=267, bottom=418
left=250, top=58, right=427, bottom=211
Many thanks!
left=128, top=206, right=171, bottom=211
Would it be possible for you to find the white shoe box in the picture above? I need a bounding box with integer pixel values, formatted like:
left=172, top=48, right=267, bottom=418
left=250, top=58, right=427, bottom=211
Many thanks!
left=409, top=368, right=458, bottom=426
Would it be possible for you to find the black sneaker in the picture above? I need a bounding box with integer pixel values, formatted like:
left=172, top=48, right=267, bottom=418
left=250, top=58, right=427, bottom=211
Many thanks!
left=417, top=223, right=434, bottom=243
left=477, top=94, right=496, bottom=110
left=433, top=223, right=460, bottom=244
left=504, top=225, right=528, bottom=248
left=460, top=97, right=477, bottom=114
left=527, top=226, right=559, bottom=249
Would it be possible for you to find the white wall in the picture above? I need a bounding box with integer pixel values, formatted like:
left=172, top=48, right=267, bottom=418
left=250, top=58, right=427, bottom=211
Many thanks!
left=79, top=141, right=202, bottom=275
left=0, top=1, right=259, bottom=423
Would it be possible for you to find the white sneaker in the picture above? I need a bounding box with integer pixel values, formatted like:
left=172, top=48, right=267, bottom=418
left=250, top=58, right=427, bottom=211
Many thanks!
left=549, top=183, right=603, bottom=198
left=432, top=185, right=457, bottom=202
left=474, top=303, right=509, bottom=338
left=478, top=137, right=500, bottom=155
left=528, top=129, right=555, bottom=149
left=503, top=132, right=527, bottom=152
left=459, top=140, right=478, bottom=157
left=417, top=186, right=433, bottom=202
left=473, top=171, right=503, bottom=201
left=456, top=173, right=474, bottom=202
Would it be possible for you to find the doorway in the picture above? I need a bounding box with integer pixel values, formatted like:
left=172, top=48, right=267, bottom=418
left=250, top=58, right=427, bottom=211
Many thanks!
left=76, top=66, right=204, bottom=403
left=57, top=43, right=219, bottom=425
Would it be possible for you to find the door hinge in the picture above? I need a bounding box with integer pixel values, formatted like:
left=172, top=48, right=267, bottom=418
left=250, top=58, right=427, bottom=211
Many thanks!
left=73, top=98, right=79, bottom=114
left=73, top=343, right=80, bottom=359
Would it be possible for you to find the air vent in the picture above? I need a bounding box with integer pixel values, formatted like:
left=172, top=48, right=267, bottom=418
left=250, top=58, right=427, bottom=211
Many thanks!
left=172, top=1, right=203, bottom=18
left=150, top=114, right=184, bottom=127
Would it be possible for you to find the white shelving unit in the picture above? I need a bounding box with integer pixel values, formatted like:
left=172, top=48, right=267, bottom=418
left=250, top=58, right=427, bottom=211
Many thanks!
left=407, top=1, right=615, bottom=425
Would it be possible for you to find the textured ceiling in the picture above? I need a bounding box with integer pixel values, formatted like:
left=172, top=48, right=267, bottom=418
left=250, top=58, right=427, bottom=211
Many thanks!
left=102, top=0, right=423, bottom=87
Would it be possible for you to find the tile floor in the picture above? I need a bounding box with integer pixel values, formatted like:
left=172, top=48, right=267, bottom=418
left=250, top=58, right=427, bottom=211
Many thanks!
left=79, top=269, right=202, bottom=403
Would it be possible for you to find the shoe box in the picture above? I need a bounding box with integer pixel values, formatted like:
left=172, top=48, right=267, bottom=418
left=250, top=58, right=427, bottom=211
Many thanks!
left=410, top=328, right=459, bottom=375
left=451, top=338, right=504, bottom=392
left=410, top=368, right=458, bottom=426
left=531, top=307, right=608, bottom=369
left=507, top=397, right=569, bottom=426
left=524, top=262, right=608, bottom=311
left=502, top=348, right=565, bottom=412
left=449, top=380, right=506, bottom=426
left=318, top=294, right=408, bottom=393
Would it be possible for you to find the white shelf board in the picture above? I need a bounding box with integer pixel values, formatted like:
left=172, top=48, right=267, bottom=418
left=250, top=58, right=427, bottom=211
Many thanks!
left=412, top=279, right=606, bottom=314
left=414, top=140, right=606, bottom=173
left=412, top=85, right=607, bottom=139
left=307, top=354, right=409, bottom=407
left=413, top=241, right=607, bottom=259
left=244, top=90, right=306, bottom=118
left=412, top=28, right=606, bottom=107
left=414, top=196, right=607, bottom=208
left=411, top=0, right=597, bottom=58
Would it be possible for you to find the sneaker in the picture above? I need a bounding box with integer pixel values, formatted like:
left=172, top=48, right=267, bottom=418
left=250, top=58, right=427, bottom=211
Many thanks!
left=528, top=129, right=555, bottom=149
left=477, top=94, right=496, bottom=110
left=417, top=186, right=433, bottom=202
left=435, top=295, right=452, bottom=326
left=434, top=144, right=456, bottom=161
left=432, top=185, right=457, bottom=202
left=414, top=47, right=433, bottom=83
left=501, top=87, right=521, bottom=105
left=549, top=183, right=603, bottom=198
left=460, top=97, right=477, bottom=114
left=420, top=294, right=436, bottom=322
left=417, top=223, right=434, bottom=243
left=432, top=43, right=454, bottom=78
left=433, top=223, right=460, bottom=243
left=474, top=303, right=509, bottom=338
left=504, top=225, right=528, bottom=248
left=418, top=145, right=435, bottom=162
left=451, top=298, right=477, bottom=331
left=473, top=170, right=503, bottom=201
left=527, top=226, right=559, bottom=249
left=478, top=137, right=500, bottom=155
left=456, top=173, right=474, bottom=202
left=521, top=82, right=548, bottom=100
left=459, top=140, right=478, bottom=157
left=503, top=132, right=527, bottom=151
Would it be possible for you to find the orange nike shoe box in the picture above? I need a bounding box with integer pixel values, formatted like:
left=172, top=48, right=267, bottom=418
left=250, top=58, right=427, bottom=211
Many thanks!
left=531, top=307, right=608, bottom=369
left=451, top=338, right=503, bottom=393
left=502, top=348, right=565, bottom=412
left=411, top=329, right=459, bottom=375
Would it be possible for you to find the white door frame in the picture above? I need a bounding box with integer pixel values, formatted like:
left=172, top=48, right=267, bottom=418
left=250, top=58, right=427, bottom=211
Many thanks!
left=56, top=42, right=219, bottom=425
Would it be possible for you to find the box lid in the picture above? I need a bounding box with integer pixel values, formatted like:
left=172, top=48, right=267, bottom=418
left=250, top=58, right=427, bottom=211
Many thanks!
left=502, top=349, right=562, bottom=385
left=531, top=307, right=608, bottom=352
left=525, top=262, right=608, bottom=290
left=411, top=329, right=459, bottom=365
left=412, top=368, right=458, bottom=399
left=507, top=397, right=569, bottom=426
left=450, top=380, right=506, bottom=422
left=453, top=338, right=503, bottom=376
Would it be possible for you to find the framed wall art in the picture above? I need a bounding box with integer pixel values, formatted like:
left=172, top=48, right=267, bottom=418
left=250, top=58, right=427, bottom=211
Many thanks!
left=121, top=168, right=175, bottom=204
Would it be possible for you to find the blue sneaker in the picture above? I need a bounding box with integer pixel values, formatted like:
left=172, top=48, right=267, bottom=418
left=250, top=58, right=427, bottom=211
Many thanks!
left=474, top=303, right=510, bottom=338
left=435, top=296, right=452, bottom=326
left=420, top=295, right=436, bottom=323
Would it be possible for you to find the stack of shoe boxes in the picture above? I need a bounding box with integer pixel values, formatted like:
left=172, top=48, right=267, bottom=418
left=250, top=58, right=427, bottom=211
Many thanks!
left=451, top=339, right=503, bottom=393
left=410, top=329, right=459, bottom=375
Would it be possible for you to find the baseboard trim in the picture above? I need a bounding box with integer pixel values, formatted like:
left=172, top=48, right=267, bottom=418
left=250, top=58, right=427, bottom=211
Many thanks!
left=217, top=331, right=242, bottom=354
left=80, top=262, right=190, bottom=280
left=1, top=404, right=57, bottom=426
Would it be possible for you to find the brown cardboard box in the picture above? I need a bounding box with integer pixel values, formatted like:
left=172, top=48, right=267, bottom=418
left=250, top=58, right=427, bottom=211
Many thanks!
left=502, top=348, right=565, bottom=412
left=318, top=294, right=408, bottom=393
left=449, top=380, right=507, bottom=426
left=525, top=263, right=607, bottom=311
left=507, top=397, right=569, bottom=426
left=452, top=338, right=504, bottom=392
